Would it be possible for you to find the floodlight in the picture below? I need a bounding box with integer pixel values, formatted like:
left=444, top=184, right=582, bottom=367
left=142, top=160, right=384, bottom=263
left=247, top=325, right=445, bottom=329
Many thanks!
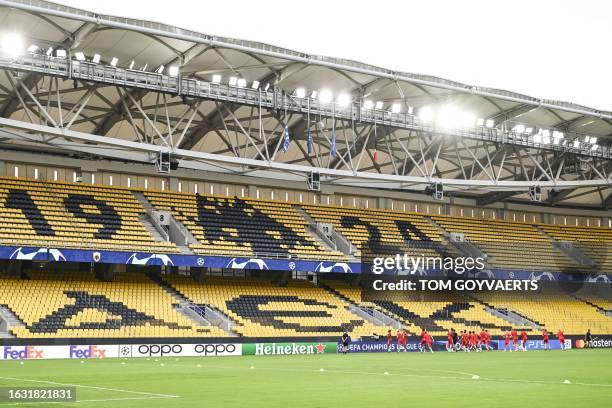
left=533, top=134, right=542, bottom=143
left=407, top=106, right=414, bottom=115
left=310, top=90, right=317, bottom=99
left=583, top=135, right=590, bottom=142
left=295, top=88, right=306, bottom=98
left=513, top=124, right=525, bottom=133
left=229, top=76, right=238, bottom=86
left=573, top=140, right=580, bottom=148
left=363, top=100, right=374, bottom=109
left=337, top=93, right=350, bottom=107
left=525, top=127, right=533, bottom=134
left=485, top=119, right=494, bottom=128
left=264, top=83, right=270, bottom=91
left=237, top=78, right=247, bottom=88
left=110, top=57, right=118, bottom=67
left=1, top=33, right=25, bottom=59
left=461, top=113, right=476, bottom=127
left=552, top=130, right=564, bottom=139
left=128, top=60, right=135, bottom=70
left=391, top=103, right=401, bottom=114
left=375, top=101, right=384, bottom=110
left=156, top=65, right=165, bottom=74
left=589, top=136, right=598, bottom=144
left=591, top=144, right=599, bottom=151
left=319, top=89, right=333, bottom=104
left=74, top=52, right=85, bottom=61
left=92, top=53, right=101, bottom=64
left=55, top=49, right=67, bottom=58
left=46, top=47, right=53, bottom=56
left=141, top=64, right=148, bottom=71
left=437, top=105, right=462, bottom=128
left=419, top=106, right=435, bottom=122
left=212, top=74, right=222, bottom=83
left=251, top=80, right=260, bottom=89
left=168, top=66, right=179, bottom=77
left=27, top=44, right=38, bottom=53
left=476, top=118, right=485, bottom=126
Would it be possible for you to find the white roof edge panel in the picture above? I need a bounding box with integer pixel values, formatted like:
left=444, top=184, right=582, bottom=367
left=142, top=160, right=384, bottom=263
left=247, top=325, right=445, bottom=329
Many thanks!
left=1, top=0, right=611, bottom=121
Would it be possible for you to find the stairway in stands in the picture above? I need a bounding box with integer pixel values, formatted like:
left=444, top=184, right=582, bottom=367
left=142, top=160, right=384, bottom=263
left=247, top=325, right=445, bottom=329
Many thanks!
left=0, top=305, right=24, bottom=338
left=318, top=281, right=404, bottom=330
left=149, top=274, right=238, bottom=336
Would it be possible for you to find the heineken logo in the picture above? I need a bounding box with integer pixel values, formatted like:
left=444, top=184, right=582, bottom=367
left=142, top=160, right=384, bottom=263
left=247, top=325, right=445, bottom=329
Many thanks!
left=246, top=342, right=332, bottom=356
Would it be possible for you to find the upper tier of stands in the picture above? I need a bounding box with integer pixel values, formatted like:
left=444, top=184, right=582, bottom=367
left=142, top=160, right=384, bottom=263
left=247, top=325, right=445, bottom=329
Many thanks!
left=431, top=215, right=582, bottom=271
left=144, top=191, right=346, bottom=260
left=0, top=177, right=609, bottom=271
left=0, top=177, right=178, bottom=253
left=301, top=204, right=450, bottom=258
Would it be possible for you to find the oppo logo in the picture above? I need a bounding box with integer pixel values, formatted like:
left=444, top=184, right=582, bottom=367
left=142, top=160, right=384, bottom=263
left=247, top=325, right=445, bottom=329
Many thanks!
left=137, top=344, right=182, bottom=356
left=194, top=344, right=236, bottom=355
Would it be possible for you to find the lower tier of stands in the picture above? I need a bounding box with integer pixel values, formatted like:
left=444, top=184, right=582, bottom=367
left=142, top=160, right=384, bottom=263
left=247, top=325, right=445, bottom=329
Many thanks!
left=0, top=273, right=610, bottom=339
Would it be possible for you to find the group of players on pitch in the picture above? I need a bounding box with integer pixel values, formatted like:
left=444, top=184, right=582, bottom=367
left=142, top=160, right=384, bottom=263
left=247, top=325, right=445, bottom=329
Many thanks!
left=386, top=327, right=567, bottom=352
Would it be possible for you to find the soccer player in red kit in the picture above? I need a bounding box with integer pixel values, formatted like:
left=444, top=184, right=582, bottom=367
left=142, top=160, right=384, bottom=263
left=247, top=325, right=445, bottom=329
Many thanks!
left=424, top=331, right=434, bottom=353
left=521, top=330, right=528, bottom=351
left=461, top=330, right=468, bottom=352
left=469, top=331, right=477, bottom=351
left=447, top=329, right=454, bottom=352
left=542, top=329, right=550, bottom=350
left=387, top=329, right=393, bottom=352
left=511, top=329, right=519, bottom=351
left=557, top=329, right=565, bottom=350
left=485, top=330, right=492, bottom=351
left=419, top=330, right=427, bottom=352
left=401, top=329, right=409, bottom=351
left=396, top=329, right=404, bottom=352
left=479, top=330, right=487, bottom=352
left=504, top=331, right=512, bottom=352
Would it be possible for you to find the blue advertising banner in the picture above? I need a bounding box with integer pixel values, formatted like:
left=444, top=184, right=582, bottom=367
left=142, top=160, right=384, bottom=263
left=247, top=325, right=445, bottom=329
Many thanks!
left=0, top=245, right=360, bottom=273
left=0, top=244, right=611, bottom=280
left=495, top=339, right=571, bottom=350
left=338, top=340, right=447, bottom=353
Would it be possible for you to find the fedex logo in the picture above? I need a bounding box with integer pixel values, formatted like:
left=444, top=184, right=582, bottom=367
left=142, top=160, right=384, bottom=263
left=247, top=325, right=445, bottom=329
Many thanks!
left=3, top=346, right=44, bottom=360
left=69, top=345, right=107, bottom=359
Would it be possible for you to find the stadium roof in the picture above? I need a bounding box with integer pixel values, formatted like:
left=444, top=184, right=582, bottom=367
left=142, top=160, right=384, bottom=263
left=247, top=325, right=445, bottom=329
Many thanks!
left=0, top=0, right=610, bottom=208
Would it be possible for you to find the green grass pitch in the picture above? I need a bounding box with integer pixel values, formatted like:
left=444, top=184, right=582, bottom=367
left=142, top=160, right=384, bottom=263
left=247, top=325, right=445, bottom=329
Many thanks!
left=0, top=350, right=611, bottom=407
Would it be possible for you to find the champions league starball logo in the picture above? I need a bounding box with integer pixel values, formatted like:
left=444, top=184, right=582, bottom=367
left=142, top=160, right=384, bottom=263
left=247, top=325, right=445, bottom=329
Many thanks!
left=528, top=271, right=556, bottom=281
left=315, top=262, right=352, bottom=273
left=9, top=247, right=66, bottom=262
left=586, top=274, right=610, bottom=283
left=225, top=258, right=269, bottom=270
left=126, top=253, right=175, bottom=266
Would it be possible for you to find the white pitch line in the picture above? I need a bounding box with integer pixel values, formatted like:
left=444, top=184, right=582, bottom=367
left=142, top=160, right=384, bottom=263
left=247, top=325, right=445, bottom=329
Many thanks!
left=0, top=377, right=180, bottom=398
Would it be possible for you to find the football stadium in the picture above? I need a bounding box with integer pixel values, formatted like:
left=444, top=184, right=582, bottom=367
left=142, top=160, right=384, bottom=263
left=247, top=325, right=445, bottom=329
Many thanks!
left=0, top=1, right=611, bottom=406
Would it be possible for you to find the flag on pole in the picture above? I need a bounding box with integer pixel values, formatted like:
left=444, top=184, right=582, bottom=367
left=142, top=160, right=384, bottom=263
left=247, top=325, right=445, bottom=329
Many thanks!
left=331, top=130, right=337, bottom=157
left=307, top=129, right=313, bottom=154
left=283, top=125, right=290, bottom=152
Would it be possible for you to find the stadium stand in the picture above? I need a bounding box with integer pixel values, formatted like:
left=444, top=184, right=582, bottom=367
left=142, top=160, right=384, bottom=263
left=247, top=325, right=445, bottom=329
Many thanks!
left=475, top=290, right=612, bottom=335
left=0, top=271, right=225, bottom=338
left=539, top=223, right=612, bottom=271
left=0, top=269, right=609, bottom=338
left=431, top=215, right=582, bottom=271
left=0, top=177, right=178, bottom=253
left=301, top=204, right=449, bottom=258
left=322, top=279, right=531, bottom=336
left=162, top=276, right=380, bottom=337
left=144, top=190, right=346, bottom=260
